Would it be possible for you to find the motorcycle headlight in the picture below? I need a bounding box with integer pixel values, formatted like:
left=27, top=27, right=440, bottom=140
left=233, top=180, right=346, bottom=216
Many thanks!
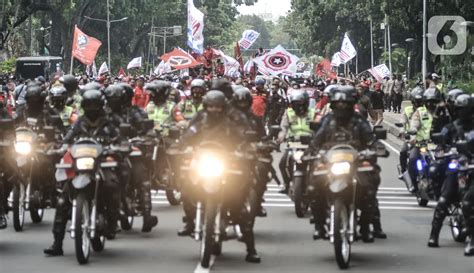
left=416, top=159, right=423, bottom=171
left=330, top=162, right=351, bottom=176
left=420, top=147, right=427, bottom=153
left=76, top=157, right=95, bottom=171
left=15, top=142, right=32, bottom=155
left=448, top=160, right=459, bottom=170
left=197, top=153, right=224, bottom=178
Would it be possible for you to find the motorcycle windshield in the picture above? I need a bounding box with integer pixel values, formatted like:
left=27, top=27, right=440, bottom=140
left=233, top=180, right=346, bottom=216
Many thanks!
left=71, top=144, right=102, bottom=159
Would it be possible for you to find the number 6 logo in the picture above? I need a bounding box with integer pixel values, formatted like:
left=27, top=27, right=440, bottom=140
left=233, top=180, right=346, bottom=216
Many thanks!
left=428, top=16, right=467, bottom=56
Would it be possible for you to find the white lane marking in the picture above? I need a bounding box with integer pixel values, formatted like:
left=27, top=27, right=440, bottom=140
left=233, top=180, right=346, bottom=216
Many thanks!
left=376, top=196, right=416, bottom=200
left=194, top=256, right=216, bottom=273
left=380, top=140, right=400, bottom=156
left=379, top=187, right=408, bottom=190
left=377, top=191, right=412, bottom=195
left=379, top=206, right=431, bottom=211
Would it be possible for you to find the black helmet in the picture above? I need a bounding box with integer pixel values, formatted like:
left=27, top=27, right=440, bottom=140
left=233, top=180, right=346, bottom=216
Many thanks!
left=104, top=84, right=123, bottom=112
left=25, top=83, right=46, bottom=106
left=191, top=79, right=207, bottom=93
left=211, top=78, right=234, bottom=100
left=423, top=87, right=442, bottom=102
left=290, top=90, right=309, bottom=116
left=454, top=94, right=474, bottom=122
left=447, top=89, right=464, bottom=103
left=410, top=87, right=424, bottom=107
left=203, top=90, right=227, bottom=110
left=49, top=86, right=68, bottom=109
left=81, top=82, right=102, bottom=96
left=454, top=94, right=473, bottom=108
left=232, top=87, right=253, bottom=111
left=329, top=85, right=357, bottom=103
left=119, top=83, right=134, bottom=106
left=61, top=74, right=78, bottom=95
left=81, top=90, right=104, bottom=121
left=145, top=80, right=171, bottom=105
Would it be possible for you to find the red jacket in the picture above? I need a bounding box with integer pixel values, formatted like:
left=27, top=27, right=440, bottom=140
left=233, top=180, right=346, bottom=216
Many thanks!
left=251, top=94, right=267, bottom=118
left=132, top=86, right=149, bottom=109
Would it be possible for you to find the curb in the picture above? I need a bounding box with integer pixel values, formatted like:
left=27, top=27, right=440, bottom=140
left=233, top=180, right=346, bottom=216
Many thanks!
left=383, top=120, right=404, bottom=138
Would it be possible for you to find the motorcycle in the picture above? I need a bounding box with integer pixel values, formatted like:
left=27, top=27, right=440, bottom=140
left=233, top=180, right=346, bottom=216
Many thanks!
left=182, top=141, right=255, bottom=269
left=413, top=140, right=438, bottom=206
left=286, top=135, right=312, bottom=218
left=308, top=129, right=388, bottom=269
left=55, top=137, right=129, bottom=264
left=9, top=117, right=59, bottom=231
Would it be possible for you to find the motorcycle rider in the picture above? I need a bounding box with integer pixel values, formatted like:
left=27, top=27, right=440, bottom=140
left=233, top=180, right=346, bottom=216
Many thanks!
left=0, top=94, right=14, bottom=229
left=277, top=90, right=315, bottom=194
left=180, top=90, right=261, bottom=263
left=176, top=78, right=207, bottom=122
left=60, top=74, right=82, bottom=115
left=265, top=81, right=287, bottom=140
left=309, top=86, right=382, bottom=242
left=44, top=89, right=122, bottom=256
left=104, top=84, right=158, bottom=232
left=427, top=94, right=473, bottom=252
left=48, top=86, right=77, bottom=132
left=145, top=80, right=180, bottom=129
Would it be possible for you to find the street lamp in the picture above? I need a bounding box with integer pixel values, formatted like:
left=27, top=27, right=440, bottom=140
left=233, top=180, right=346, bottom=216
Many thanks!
left=405, top=38, right=416, bottom=80
left=83, top=0, right=128, bottom=73
left=148, top=25, right=182, bottom=73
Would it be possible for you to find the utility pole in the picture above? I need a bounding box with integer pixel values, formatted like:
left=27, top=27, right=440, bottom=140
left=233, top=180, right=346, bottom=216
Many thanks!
left=387, top=15, right=392, bottom=74
left=148, top=25, right=183, bottom=72
left=422, top=0, right=427, bottom=87
left=370, top=18, right=374, bottom=68
left=147, top=17, right=154, bottom=74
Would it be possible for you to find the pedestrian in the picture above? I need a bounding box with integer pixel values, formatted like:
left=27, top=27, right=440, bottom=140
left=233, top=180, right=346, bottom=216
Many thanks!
left=393, top=74, right=404, bottom=113
left=132, top=76, right=149, bottom=109
left=371, top=82, right=384, bottom=126
left=384, top=75, right=395, bottom=112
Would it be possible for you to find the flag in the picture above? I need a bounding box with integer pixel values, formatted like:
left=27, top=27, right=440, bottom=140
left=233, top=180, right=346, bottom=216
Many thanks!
left=339, top=33, right=357, bottom=64
left=118, top=67, right=126, bottom=77
left=72, top=26, right=102, bottom=65
left=154, top=60, right=172, bottom=75
left=98, top=62, right=109, bottom=75
left=187, top=0, right=204, bottom=54
left=127, top=57, right=142, bottom=70
left=238, top=29, right=260, bottom=50
left=331, top=52, right=342, bottom=67
left=315, top=59, right=336, bottom=79
left=253, top=45, right=299, bottom=76
left=91, top=60, right=98, bottom=77
left=244, top=59, right=254, bottom=74
left=234, top=42, right=244, bottom=71
left=219, top=51, right=241, bottom=78
left=161, top=48, right=201, bottom=70
left=368, top=64, right=391, bottom=82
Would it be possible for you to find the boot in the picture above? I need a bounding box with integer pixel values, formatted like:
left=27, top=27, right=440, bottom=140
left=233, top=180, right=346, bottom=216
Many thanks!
left=243, top=231, right=261, bottom=263
left=278, top=186, right=288, bottom=194
left=373, top=216, right=387, bottom=239
left=360, top=225, right=374, bottom=243
left=142, top=215, right=158, bottom=232
left=257, top=206, right=267, bottom=217
left=465, top=236, right=474, bottom=256
left=43, top=236, right=64, bottom=256
left=428, top=209, right=445, bottom=247
left=313, top=224, right=327, bottom=240
left=0, top=214, right=7, bottom=229
left=177, top=223, right=194, bottom=237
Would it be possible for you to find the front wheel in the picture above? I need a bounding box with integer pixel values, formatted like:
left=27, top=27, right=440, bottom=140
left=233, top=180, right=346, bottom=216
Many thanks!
left=74, top=193, right=91, bottom=265
left=200, top=202, right=217, bottom=268
left=333, top=199, right=351, bottom=269
left=450, top=210, right=467, bottom=243
left=166, top=189, right=182, bottom=206
left=293, top=176, right=308, bottom=218
left=12, top=183, right=26, bottom=232
left=29, top=189, right=44, bottom=223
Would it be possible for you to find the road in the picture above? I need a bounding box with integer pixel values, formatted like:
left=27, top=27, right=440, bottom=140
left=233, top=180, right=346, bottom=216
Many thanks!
left=1, top=135, right=473, bottom=273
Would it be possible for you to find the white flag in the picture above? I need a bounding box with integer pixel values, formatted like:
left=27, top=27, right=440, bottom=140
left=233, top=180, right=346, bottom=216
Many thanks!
left=127, top=57, right=142, bottom=70
left=331, top=52, right=343, bottom=67
left=218, top=50, right=241, bottom=78
left=98, top=62, right=109, bottom=75
left=368, top=64, right=391, bottom=82
left=253, top=45, right=299, bottom=76
left=239, top=30, right=260, bottom=50
left=187, top=0, right=204, bottom=54
left=91, top=60, right=98, bottom=77
left=244, top=59, right=254, bottom=74
left=154, top=60, right=172, bottom=75
left=339, top=33, right=357, bottom=64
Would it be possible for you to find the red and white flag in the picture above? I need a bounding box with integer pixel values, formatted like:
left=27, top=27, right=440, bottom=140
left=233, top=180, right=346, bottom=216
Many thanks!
left=72, top=26, right=102, bottom=65
left=253, top=45, right=299, bottom=76
left=238, top=30, right=260, bottom=50
left=98, top=62, right=109, bottom=75
left=339, top=33, right=357, bottom=64
left=161, top=48, right=201, bottom=70
left=368, top=64, right=391, bottom=82
left=127, top=57, right=142, bottom=70
left=331, top=52, right=343, bottom=67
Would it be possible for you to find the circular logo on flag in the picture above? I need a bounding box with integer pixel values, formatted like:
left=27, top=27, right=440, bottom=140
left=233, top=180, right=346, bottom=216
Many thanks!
left=77, top=34, right=88, bottom=48
left=297, top=62, right=305, bottom=70
left=168, top=56, right=192, bottom=67
left=263, top=52, right=292, bottom=71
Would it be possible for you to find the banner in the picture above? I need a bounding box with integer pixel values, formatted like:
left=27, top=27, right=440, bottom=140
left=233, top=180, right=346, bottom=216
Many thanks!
left=161, top=48, right=201, bottom=70
left=339, top=33, right=357, bottom=64
left=98, top=62, right=109, bottom=75
left=127, top=57, right=142, bottom=70
left=316, top=59, right=337, bottom=79
left=72, top=26, right=102, bottom=65
left=154, top=60, right=173, bottom=75
left=187, top=0, right=204, bottom=54
left=331, top=52, right=342, bottom=67
left=253, top=45, right=299, bottom=76
left=238, top=29, right=260, bottom=50
left=368, top=64, right=391, bottom=82
left=219, top=51, right=241, bottom=78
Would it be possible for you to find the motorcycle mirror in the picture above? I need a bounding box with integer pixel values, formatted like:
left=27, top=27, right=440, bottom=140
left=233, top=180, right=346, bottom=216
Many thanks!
left=169, top=126, right=181, bottom=140
left=300, top=135, right=312, bottom=145
left=407, top=130, right=417, bottom=136
left=120, top=123, right=132, bottom=138
left=394, top=123, right=404, bottom=128
left=49, top=115, right=63, bottom=127
left=374, top=127, right=387, bottom=140
left=42, top=126, right=55, bottom=142
left=309, top=121, right=320, bottom=131
left=431, top=133, right=445, bottom=145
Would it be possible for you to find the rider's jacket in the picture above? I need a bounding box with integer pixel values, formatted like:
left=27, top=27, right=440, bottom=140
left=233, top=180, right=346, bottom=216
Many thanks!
left=146, top=101, right=176, bottom=129
left=410, top=106, right=432, bottom=143
left=177, top=100, right=203, bottom=121
left=287, top=108, right=315, bottom=138
left=63, top=113, right=120, bottom=145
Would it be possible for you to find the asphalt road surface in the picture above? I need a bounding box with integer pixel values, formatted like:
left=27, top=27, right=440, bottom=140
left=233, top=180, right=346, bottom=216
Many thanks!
left=1, top=135, right=473, bottom=273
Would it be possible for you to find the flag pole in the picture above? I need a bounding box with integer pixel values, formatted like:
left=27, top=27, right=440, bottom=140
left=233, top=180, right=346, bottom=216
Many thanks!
left=70, top=56, right=74, bottom=74
left=70, top=25, right=75, bottom=74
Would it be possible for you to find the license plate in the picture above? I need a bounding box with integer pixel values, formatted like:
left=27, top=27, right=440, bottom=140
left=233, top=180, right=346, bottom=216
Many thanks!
left=16, top=133, right=33, bottom=142
left=75, top=147, right=99, bottom=158
left=330, top=153, right=354, bottom=163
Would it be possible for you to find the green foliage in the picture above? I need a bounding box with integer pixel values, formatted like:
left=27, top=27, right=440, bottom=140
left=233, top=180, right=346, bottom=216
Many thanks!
left=0, top=57, right=16, bottom=74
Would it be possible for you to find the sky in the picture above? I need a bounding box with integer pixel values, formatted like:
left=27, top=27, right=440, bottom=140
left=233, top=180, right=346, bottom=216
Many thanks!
left=237, top=0, right=292, bottom=21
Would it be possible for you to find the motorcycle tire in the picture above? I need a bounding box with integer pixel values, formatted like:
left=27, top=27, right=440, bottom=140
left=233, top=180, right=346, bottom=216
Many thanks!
left=29, top=189, right=44, bottom=223
left=91, top=235, right=106, bottom=252
left=12, top=183, right=25, bottom=232
left=200, top=202, right=217, bottom=269
left=450, top=213, right=467, bottom=243
left=333, top=199, right=351, bottom=270
left=120, top=192, right=135, bottom=231
left=165, top=189, right=181, bottom=206
left=293, top=176, right=308, bottom=218
left=74, top=193, right=91, bottom=265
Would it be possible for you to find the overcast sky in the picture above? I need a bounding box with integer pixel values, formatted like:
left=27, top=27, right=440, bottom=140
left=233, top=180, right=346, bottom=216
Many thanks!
left=237, top=0, right=292, bottom=21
